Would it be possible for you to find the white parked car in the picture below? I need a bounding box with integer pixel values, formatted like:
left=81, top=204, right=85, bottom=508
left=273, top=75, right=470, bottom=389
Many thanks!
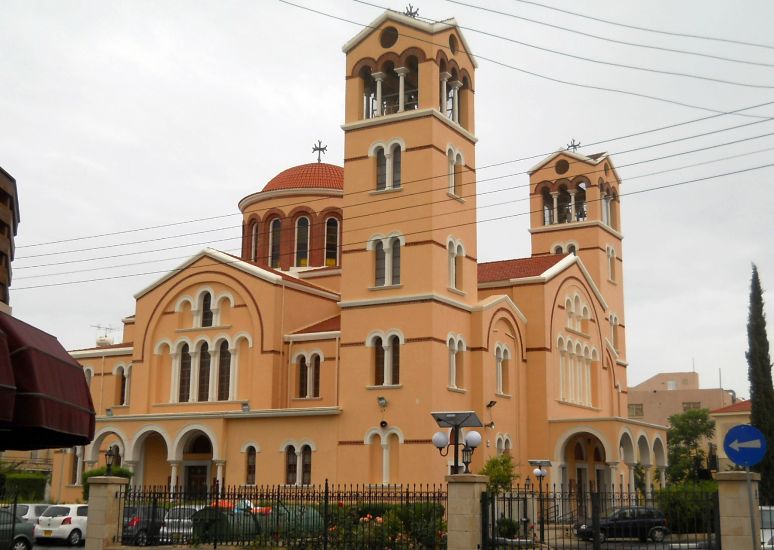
left=34, top=504, right=88, bottom=546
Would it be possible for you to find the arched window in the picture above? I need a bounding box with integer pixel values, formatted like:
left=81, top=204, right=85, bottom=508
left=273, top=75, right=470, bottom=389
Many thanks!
left=449, top=337, right=465, bottom=389
left=390, top=335, right=400, bottom=385
left=115, top=366, right=128, bottom=406
left=610, top=314, right=619, bottom=350
left=568, top=244, right=577, bottom=255
left=325, top=218, right=339, bottom=267
left=376, top=147, right=387, bottom=191
left=557, top=186, right=572, bottom=223
left=250, top=222, right=259, bottom=261
left=374, top=337, right=385, bottom=385
left=201, top=292, right=214, bottom=328
left=390, top=237, right=401, bottom=285
left=608, top=247, right=617, bottom=282
left=312, top=355, right=321, bottom=398
left=285, top=446, right=297, bottom=485
left=84, top=368, right=92, bottom=388
left=454, top=154, right=463, bottom=196
left=179, top=344, right=191, bottom=403
left=269, top=218, right=281, bottom=268
left=298, top=356, right=308, bottom=398
left=496, top=345, right=511, bottom=395
left=374, top=241, right=386, bottom=286
left=217, top=341, right=231, bottom=401
left=198, top=343, right=210, bottom=401
left=301, top=445, right=312, bottom=485
left=447, top=150, right=455, bottom=193
left=391, top=145, right=401, bottom=189
left=542, top=187, right=554, bottom=225
left=554, top=245, right=564, bottom=255
left=246, top=446, right=256, bottom=485
left=448, top=240, right=465, bottom=290
left=295, top=217, right=310, bottom=267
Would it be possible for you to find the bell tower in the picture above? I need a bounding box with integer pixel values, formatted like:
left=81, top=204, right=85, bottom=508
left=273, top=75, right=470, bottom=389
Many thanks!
left=528, top=151, right=627, bottom=359
left=337, top=10, right=480, bottom=469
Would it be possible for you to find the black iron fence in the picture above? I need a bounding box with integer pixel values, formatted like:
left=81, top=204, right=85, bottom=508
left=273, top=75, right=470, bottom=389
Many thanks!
left=118, top=481, right=447, bottom=548
left=0, top=489, right=20, bottom=547
left=482, top=483, right=719, bottom=549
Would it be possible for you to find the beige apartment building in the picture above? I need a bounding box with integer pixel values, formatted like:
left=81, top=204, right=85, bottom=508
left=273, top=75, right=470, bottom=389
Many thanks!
left=627, top=372, right=735, bottom=427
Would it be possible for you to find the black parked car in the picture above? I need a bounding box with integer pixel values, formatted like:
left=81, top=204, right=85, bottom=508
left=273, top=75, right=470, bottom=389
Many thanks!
left=576, top=506, right=669, bottom=543
left=121, top=505, right=166, bottom=546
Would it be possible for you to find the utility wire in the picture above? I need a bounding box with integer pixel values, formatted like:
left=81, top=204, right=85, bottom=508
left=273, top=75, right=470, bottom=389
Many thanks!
left=17, top=98, right=774, bottom=251
left=15, top=114, right=774, bottom=261
left=277, top=0, right=770, bottom=119
left=508, top=0, right=774, bottom=51
left=12, top=161, right=774, bottom=291
left=355, top=0, right=774, bottom=86
left=16, top=144, right=774, bottom=281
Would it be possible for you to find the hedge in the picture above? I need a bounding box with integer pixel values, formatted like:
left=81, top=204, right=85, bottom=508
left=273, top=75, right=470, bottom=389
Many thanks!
left=82, top=466, right=133, bottom=500
left=3, top=472, right=48, bottom=501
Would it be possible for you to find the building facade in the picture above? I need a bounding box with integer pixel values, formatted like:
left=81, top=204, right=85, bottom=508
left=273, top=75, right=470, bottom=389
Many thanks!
left=51, top=10, right=666, bottom=502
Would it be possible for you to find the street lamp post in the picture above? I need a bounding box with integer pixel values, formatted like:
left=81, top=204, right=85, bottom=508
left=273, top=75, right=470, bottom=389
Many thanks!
left=431, top=411, right=483, bottom=474
left=528, top=459, right=551, bottom=544
left=105, top=447, right=115, bottom=476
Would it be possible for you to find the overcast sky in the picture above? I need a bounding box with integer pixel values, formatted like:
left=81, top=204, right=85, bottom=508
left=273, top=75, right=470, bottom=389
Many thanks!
left=1, top=0, right=772, bottom=399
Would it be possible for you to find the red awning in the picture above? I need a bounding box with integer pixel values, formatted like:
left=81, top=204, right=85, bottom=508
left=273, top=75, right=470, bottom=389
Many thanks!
left=0, top=312, right=95, bottom=450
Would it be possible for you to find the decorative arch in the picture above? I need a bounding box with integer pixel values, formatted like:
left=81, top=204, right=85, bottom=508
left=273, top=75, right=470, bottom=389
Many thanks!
left=240, top=441, right=262, bottom=453
left=351, top=57, right=377, bottom=77
left=87, top=426, right=131, bottom=463
left=618, top=429, right=636, bottom=464
left=174, top=295, right=195, bottom=312
left=552, top=425, right=614, bottom=465
left=128, top=425, right=172, bottom=463
left=154, top=339, right=174, bottom=355
left=652, top=436, right=667, bottom=467
left=637, top=433, right=652, bottom=466
left=172, top=424, right=221, bottom=461
left=398, top=46, right=427, bottom=65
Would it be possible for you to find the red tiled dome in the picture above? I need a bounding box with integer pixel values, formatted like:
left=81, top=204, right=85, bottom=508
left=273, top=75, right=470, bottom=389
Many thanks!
left=262, top=163, right=343, bottom=193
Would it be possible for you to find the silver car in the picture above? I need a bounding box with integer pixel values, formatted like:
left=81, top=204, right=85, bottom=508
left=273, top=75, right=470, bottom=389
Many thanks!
left=159, top=505, right=202, bottom=544
left=1, top=504, right=49, bottom=525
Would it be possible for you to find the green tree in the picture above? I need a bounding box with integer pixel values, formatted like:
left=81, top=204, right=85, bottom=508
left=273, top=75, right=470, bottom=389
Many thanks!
left=666, top=408, right=715, bottom=483
left=479, top=453, right=516, bottom=494
left=747, top=264, right=774, bottom=503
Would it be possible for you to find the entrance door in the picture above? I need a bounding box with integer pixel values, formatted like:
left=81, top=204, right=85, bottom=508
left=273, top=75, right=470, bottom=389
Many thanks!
left=185, top=465, right=208, bottom=496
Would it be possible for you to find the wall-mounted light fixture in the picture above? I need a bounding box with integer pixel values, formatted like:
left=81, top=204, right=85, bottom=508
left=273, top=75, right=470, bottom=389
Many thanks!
left=486, top=400, right=497, bottom=408
left=485, top=421, right=495, bottom=429
left=377, top=396, right=388, bottom=409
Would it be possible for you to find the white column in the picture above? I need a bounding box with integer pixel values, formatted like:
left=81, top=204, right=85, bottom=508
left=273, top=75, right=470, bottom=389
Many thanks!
left=569, top=190, right=577, bottom=221
left=383, top=239, right=393, bottom=285
left=449, top=80, right=462, bottom=123
left=626, top=462, right=636, bottom=492
left=123, top=461, right=137, bottom=486
left=385, top=150, right=393, bottom=190
left=170, top=352, right=179, bottom=403
left=208, top=349, right=218, bottom=401
left=658, top=467, right=666, bottom=488
left=215, top=460, right=225, bottom=489
left=229, top=347, right=238, bottom=401
left=551, top=192, right=559, bottom=225
left=644, top=466, right=653, bottom=497
left=372, top=72, right=385, bottom=116
left=170, top=461, right=181, bottom=491
left=440, top=71, right=451, bottom=114
left=295, top=449, right=303, bottom=486
left=381, top=439, right=390, bottom=484
left=384, top=341, right=393, bottom=385
left=395, top=67, right=409, bottom=112
left=75, top=448, right=84, bottom=486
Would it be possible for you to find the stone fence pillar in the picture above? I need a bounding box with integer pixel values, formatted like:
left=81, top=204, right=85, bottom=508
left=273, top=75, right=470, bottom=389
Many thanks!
left=446, top=474, right=488, bottom=550
left=714, top=470, right=761, bottom=550
left=86, top=476, right=129, bottom=550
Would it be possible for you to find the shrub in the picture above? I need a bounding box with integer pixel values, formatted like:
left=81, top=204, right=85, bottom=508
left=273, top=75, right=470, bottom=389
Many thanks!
left=4, top=472, right=48, bottom=500
left=82, top=466, right=133, bottom=500
left=496, top=516, right=519, bottom=539
left=480, top=454, right=517, bottom=494
left=654, top=481, right=717, bottom=534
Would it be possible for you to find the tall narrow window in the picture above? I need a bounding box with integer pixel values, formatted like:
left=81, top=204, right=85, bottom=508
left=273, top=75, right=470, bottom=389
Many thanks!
left=376, top=147, right=387, bottom=190
left=301, top=446, right=312, bottom=485
left=70, top=448, right=79, bottom=485
left=447, top=150, right=455, bottom=193
left=542, top=188, right=554, bottom=225
left=375, top=241, right=386, bottom=286
left=374, top=337, right=385, bottom=385
left=391, top=145, right=401, bottom=189
left=84, top=369, right=92, bottom=388
left=608, top=248, right=617, bottom=281
left=246, top=446, right=256, bottom=485
left=496, top=346, right=511, bottom=395
left=298, top=356, right=308, bottom=398
left=250, top=222, right=259, bottom=261
left=312, top=355, right=321, bottom=398
left=217, top=341, right=231, bottom=401
left=269, top=218, right=281, bottom=268
left=325, top=218, right=339, bottom=267
left=454, top=154, right=463, bottom=196
left=198, top=343, right=210, bottom=401
left=201, top=292, right=214, bottom=327
left=295, top=217, right=309, bottom=267
left=285, top=446, right=297, bottom=485
left=179, top=344, right=191, bottom=403
left=390, top=238, right=401, bottom=285
left=390, top=335, right=400, bottom=384
left=115, top=367, right=127, bottom=406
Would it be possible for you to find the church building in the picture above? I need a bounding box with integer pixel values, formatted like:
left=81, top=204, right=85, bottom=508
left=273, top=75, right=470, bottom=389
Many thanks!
left=51, top=10, right=666, bottom=501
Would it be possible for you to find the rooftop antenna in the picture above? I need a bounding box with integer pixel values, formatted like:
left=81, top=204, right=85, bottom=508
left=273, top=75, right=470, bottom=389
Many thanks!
left=91, top=324, right=117, bottom=347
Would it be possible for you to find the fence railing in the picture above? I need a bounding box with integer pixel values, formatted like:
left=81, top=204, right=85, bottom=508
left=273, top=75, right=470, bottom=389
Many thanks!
left=482, top=483, right=719, bottom=549
left=118, top=481, right=447, bottom=548
left=0, top=489, right=20, bottom=546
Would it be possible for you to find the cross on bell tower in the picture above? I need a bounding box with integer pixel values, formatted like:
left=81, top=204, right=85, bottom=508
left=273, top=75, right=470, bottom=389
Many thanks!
left=312, top=140, right=327, bottom=163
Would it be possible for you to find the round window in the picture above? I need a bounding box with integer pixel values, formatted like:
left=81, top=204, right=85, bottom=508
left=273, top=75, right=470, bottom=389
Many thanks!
left=380, top=27, right=399, bottom=48
left=555, top=159, right=570, bottom=174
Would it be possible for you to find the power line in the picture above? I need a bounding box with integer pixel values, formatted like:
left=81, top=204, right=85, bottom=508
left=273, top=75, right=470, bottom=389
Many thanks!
left=14, top=113, right=774, bottom=262
left=507, top=0, right=774, bottom=51
left=17, top=97, right=774, bottom=251
left=443, top=0, right=774, bottom=68
left=277, top=0, right=771, bottom=118
left=16, top=144, right=774, bottom=282
left=12, top=161, right=774, bottom=291
left=354, top=0, right=774, bottom=87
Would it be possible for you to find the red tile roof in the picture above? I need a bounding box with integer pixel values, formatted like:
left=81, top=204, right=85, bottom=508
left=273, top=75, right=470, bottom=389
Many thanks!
left=711, top=400, right=751, bottom=414
left=478, top=255, right=565, bottom=283
left=262, top=163, right=343, bottom=193
left=292, top=316, right=341, bottom=335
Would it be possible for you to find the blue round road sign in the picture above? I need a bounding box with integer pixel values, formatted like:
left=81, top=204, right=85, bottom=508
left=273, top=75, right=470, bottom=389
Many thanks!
left=724, top=424, right=767, bottom=467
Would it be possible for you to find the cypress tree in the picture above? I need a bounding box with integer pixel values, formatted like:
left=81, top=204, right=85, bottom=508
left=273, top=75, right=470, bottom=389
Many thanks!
left=747, top=264, right=774, bottom=503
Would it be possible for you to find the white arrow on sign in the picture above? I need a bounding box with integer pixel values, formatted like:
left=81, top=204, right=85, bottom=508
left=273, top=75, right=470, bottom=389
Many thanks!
left=730, top=439, right=763, bottom=452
